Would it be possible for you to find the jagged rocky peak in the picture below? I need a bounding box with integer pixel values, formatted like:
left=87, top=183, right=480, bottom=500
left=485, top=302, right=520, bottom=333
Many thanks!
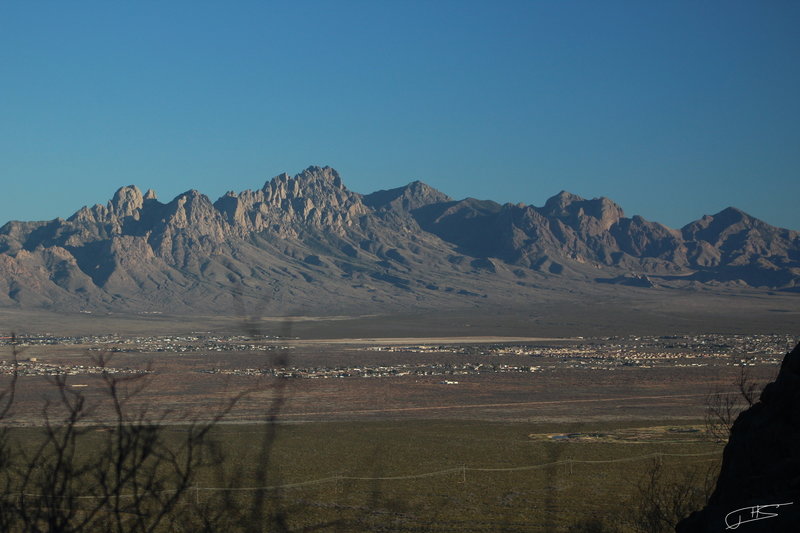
left=67, top=184, right=147, bottom=223
left=407, top=179, right=449, bottom=196
left=263, top=172, right=291, bottom=189
left=260, top=166, right=351, bottom=202
left=543, top=190, right=585, bottom=212
left=715, top=206, right=750, bottom=223
left=363, top=180, right=452, bottom=211
left=681, top=206, right=778, bottom=245
left=296, top=165, right=344, bottom=187
left=143, top=189, right=158, bottom=201
left=255, top=166, right=371, bottom=224
left=154, top=189, right=227, bottom=239
left=594, top=197, right=626, bottom=230
left=110, top=185, right=144, bottom=217
left=402, top=180, right=452, bottom=207
left=174, top=189, right=214, bottom=207
left=541, top=190, right=624, bottom=231
left=263, top=165, right=343, bottom=191
left=166, top=189, right=216, bottom=218
left=685, top=207, right=749, bottom=231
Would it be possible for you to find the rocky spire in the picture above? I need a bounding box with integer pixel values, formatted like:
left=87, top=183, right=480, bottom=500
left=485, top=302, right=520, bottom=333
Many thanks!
left=110, top=186, right=144, bottom=218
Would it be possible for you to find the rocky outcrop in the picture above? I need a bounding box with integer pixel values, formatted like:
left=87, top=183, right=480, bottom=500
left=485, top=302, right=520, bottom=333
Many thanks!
left=677, top=343, right=800, bottom=532
left=540, top=191, right=624, bottom=234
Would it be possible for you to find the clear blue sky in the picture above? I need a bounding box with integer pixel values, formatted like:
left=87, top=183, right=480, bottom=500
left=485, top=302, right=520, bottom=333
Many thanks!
left=1, top=1, right=798, bottom=230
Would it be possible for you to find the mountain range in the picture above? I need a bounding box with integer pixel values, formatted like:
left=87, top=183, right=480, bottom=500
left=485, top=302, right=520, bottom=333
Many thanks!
left=1, top=166, right=798, bottom=314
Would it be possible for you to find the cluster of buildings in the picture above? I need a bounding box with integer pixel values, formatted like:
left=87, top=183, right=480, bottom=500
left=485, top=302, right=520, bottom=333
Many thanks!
left=1, top=332, right=794, bottom=379
left=0, top=359, right=149, bottom=377
left=356, top=334, right=798, bottom=372
left=101, top=334, right=288, bottom=353
left=201, top=361, right=542, bottom=379
left=0, top=333, right=289, bottom=354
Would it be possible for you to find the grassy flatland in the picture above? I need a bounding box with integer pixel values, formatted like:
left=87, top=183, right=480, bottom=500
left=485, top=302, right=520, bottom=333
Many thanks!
left=189, top=418, right=720, bottom=531
left=3, top=418, right=720, bottom=531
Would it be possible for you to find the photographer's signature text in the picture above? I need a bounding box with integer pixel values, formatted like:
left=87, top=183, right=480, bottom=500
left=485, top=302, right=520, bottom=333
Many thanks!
left=724, top=502, right=793, bottom=530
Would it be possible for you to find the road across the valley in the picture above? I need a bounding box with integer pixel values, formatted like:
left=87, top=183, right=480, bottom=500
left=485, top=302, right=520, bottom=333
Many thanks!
left=269, top=336, right=572, bottom=345
left=277, top=392, right=708, bottom=418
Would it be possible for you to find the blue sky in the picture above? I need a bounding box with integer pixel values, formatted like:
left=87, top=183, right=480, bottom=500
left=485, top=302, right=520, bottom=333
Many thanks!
left=1, top=1, right=798, bottom=230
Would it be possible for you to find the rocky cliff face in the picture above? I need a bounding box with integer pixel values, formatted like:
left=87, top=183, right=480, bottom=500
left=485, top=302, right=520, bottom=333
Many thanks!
left=677, top=342, right=800, bottom=532
left=0, top=166, right=797, bottom=313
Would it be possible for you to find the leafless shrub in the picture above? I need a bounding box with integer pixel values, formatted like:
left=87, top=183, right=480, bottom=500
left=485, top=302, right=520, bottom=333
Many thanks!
left=0, top=334, right=20, bottom=531
left=0, top=350, right=237, bottom=533
left=704, top=362, right=763, bottom=443
left=623, top=458, right=718, bottom=533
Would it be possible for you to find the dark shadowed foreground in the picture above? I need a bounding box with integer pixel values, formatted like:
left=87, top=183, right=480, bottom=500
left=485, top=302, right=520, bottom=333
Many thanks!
left=677, top=343, right=800, bottom=532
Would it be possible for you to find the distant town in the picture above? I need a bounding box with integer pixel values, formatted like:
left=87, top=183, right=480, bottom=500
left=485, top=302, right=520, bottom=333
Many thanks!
left=1, top=333, right=795, bottom=380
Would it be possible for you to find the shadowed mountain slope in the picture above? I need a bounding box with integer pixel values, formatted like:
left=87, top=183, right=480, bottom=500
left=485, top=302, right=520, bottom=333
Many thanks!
left=0, top=166, right=797, bottom=313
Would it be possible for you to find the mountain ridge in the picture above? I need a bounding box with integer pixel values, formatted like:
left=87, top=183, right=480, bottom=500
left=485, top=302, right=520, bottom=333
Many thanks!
left=0, top=165, right=797, bottom=313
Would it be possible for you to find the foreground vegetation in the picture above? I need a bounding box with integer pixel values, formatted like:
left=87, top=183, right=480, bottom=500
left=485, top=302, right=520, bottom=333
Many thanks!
left=191, top=419, right=720, bottom=532
left=1, top=415, right=721, bottom=532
